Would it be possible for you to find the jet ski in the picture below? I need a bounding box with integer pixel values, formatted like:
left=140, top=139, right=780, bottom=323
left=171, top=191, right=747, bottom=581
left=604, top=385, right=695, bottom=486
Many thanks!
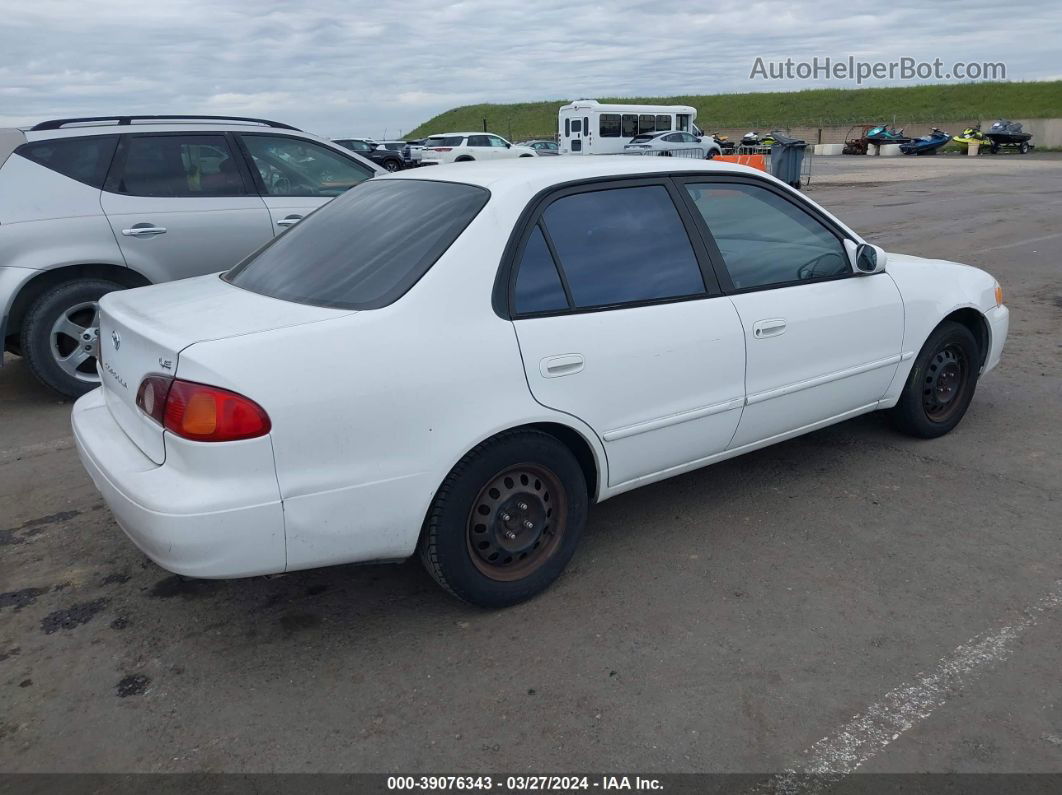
left=740, top=131, right=762, bottom=148
left=900, top=128, right=951, bottom=155
left=707, top=132, right=736, bottom=153
left=953, top=124, right=987, bottom=145
left=985, top=119, right=1032, bottom=153
left=866, top=124, right=911, bottom=145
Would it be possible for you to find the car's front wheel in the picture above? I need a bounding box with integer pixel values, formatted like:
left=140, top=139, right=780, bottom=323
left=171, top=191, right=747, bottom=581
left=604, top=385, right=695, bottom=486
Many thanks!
left=382, top=159, right=402, bottom=172
left=21, top=278, right=124, bottom=398
left=419, top=430, right=588, bottom=607
left=889, top=320, right=980, bottom=438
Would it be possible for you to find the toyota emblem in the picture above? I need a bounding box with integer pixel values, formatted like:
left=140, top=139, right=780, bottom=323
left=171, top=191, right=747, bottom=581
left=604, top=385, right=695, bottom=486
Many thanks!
left=111, top=330, right=121, bottom=351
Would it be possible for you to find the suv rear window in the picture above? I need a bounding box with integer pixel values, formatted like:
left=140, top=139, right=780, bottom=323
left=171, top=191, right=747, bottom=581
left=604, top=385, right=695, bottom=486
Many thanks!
left=428, top=137, right=463, bottom=147
left=16, top=135, right=118, bottom=188
left=225, top=179, right=489, bottom=310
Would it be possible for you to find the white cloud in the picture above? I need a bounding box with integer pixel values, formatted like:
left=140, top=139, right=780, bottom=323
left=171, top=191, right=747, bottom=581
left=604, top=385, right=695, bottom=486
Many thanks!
left=0, top=0, right=1058, bottom=137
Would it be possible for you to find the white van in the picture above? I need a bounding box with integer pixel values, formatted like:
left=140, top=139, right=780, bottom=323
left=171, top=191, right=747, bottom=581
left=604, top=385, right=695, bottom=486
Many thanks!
left=558, top=100, right=699, bottom=155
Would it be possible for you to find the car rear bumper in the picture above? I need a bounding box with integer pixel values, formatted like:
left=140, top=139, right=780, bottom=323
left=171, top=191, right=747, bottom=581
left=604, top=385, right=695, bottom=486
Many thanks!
left=983, top=303, right=1009, bottom=375
left=72, top=388, right=286, bottom=578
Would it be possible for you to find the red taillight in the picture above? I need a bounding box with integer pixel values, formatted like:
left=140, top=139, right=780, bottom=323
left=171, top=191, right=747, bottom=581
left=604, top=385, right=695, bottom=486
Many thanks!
left=136, top=375, right=172, bottom=425
left=136, top=376, right=270, bottom=442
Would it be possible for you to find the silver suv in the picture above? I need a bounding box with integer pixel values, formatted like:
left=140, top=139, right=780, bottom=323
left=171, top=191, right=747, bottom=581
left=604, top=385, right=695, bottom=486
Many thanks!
left=0, top=115, right=380, bottom=397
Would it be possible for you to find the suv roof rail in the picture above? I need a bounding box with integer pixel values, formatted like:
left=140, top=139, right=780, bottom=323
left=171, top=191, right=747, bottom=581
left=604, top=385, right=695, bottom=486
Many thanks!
left=29, top=115, right=301, bottom=131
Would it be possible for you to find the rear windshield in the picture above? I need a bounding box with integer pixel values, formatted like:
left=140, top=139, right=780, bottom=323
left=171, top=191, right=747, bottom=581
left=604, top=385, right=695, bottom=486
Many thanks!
left=225, top=179, right=489, bottom=310
left=629, top=135, right=655, bottom=143
left=428, top=137, right=463, bottom=147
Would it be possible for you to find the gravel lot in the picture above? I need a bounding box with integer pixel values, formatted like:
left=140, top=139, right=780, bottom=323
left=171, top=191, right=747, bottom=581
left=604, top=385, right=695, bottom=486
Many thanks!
left=1, top=153, right=1060, bottom=778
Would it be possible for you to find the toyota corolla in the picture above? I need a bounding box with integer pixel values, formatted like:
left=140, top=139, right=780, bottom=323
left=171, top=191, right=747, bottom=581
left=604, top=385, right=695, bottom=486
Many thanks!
left=72, top=158, right=1009, bottom=607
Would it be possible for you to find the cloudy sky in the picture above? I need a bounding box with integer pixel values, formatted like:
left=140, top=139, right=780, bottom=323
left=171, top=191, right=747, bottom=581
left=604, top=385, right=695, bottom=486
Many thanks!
left=1, top=0, right=1059, bottom=138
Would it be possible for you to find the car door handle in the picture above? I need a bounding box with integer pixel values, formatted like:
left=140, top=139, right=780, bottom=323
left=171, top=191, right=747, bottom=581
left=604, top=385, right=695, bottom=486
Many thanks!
left=276, top=215, right=303, bottom=227
left=540, top=354, right=584, bottom=378
left=752, top=318, right=787, bottom=338
left=121, top=225, right=167, bottom=237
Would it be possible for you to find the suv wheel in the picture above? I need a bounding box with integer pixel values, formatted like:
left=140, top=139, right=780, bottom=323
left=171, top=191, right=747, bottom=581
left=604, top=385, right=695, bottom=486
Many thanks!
left=21, top=279, right=124, bottom=398
left=382, top=159, right=402, bottom=172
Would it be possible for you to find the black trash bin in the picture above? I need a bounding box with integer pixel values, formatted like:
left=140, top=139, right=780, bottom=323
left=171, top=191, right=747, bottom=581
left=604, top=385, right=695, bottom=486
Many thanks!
left=769, top=132, right=807, bottom=189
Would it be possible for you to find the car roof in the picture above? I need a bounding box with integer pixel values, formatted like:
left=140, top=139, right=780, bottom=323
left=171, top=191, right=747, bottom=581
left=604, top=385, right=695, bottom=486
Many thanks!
left=381, top=156, right=772, bottom=191
left=21, top=121, right=329, bottom=143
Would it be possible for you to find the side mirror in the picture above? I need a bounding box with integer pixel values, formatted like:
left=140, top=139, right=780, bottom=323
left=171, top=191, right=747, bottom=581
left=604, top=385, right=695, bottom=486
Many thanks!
left=847, top=240, right=887, bottom=274
left=505, top=142, right=511, bottom=148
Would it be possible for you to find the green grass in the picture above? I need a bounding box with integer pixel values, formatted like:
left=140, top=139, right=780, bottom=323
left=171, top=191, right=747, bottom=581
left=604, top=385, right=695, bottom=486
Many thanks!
left=405, top=81, right=1062, bottom=140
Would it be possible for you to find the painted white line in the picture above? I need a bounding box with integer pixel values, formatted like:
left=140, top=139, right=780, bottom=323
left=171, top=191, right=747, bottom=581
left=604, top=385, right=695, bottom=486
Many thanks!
left=756, top=579, right=1062, bottom=794
left=980, top=231, right=1062, bottom=252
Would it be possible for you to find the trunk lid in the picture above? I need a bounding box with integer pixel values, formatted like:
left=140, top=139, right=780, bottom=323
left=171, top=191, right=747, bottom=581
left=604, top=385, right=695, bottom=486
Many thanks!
left=98, top=273, right=352, bottom=464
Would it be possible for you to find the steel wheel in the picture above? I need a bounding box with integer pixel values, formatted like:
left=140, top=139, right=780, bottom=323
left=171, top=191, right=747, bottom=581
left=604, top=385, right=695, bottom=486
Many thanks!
left=49, top=301, right=101, bottom=384
left=922, top=343, right=969, bottom=423
left=466, top=463, right=567, bottom=582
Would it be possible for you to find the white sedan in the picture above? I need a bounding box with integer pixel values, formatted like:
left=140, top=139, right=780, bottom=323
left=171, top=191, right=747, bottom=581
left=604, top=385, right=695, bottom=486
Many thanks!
left=72, top=158, right=1009, bottom=608
left=624, top=130, right=723, bottom=158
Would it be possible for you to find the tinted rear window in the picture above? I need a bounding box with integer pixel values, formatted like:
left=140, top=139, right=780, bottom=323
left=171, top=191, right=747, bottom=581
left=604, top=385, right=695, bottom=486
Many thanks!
left=17, top=135, right=118, bottom=188
left=225, top=179, right=489, bottom=310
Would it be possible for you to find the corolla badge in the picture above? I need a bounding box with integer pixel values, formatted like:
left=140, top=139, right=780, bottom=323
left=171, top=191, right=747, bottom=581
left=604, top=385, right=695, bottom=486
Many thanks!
left=111, top=330, right=121, bottom=350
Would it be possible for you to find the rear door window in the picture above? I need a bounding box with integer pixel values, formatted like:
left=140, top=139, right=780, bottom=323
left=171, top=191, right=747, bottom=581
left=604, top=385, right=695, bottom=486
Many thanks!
left=109, top=135, right=246, bottom=197
left=540, top=185, right=705, bottom=309
left=513, top=225, right=569, bottom=314
left=225, top=179, right=489, bottom=310
left=240, top=135, right=373, bottom=197
left=17, top=135, right=118, bottom=189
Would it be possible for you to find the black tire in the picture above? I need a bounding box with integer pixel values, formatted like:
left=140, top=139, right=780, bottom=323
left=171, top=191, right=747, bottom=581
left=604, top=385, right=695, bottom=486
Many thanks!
left=382, top=158, right=402, bottom=172
left=704, top=149, right=716, bottom=160
left=21, top=278, right=124, bottom=398
left=419, top=430, right=588, bottom=608
left=455, top=156, right=475, bottom=162
left=990, top=141, right=1000, bottom=154
left=889, top=321, right=981, bottom=438
left=1019, top=142, right=1029, bottom=154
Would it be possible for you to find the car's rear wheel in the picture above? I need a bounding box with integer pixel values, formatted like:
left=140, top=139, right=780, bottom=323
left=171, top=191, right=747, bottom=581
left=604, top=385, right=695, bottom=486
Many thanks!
left=419, top=430, right=587, bottom=607
left=889, top=320, right=980, bottom=438
left=21, top=279, right=123, bottom=398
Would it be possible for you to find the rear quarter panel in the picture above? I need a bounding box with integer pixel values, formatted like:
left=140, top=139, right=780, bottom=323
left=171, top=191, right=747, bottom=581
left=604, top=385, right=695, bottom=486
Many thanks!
left=176, top=198, right=607, bottom=571
left=0, top=157, right=125, bottom=270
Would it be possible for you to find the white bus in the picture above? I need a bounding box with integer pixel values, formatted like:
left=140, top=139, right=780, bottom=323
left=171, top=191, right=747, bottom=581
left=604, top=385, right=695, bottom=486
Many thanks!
left=557, top=99, right=699, bottom=155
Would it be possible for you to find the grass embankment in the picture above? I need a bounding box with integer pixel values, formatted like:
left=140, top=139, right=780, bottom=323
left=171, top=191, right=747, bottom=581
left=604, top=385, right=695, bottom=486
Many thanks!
left=405, top=81, right=1062, bottom=140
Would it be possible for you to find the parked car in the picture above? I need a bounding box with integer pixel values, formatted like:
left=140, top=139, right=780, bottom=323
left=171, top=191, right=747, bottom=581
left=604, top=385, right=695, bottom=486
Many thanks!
left=72, top=158, right=1008, bottom=608
left=623, top=130, right=722, bottom=158
left=332, top=137, right=404, bottom=171
left=0, top=115, right=380, bottom=397
left=377, top=140, right=423, bottom=167
left=518, top=140, right=560, bottom=155
left=420, top=133, right=536, bottom=164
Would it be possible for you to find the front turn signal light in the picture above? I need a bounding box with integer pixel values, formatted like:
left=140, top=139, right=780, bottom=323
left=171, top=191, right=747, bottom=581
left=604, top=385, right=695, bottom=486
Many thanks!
left=994, top=283, right=1004, bottom=307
